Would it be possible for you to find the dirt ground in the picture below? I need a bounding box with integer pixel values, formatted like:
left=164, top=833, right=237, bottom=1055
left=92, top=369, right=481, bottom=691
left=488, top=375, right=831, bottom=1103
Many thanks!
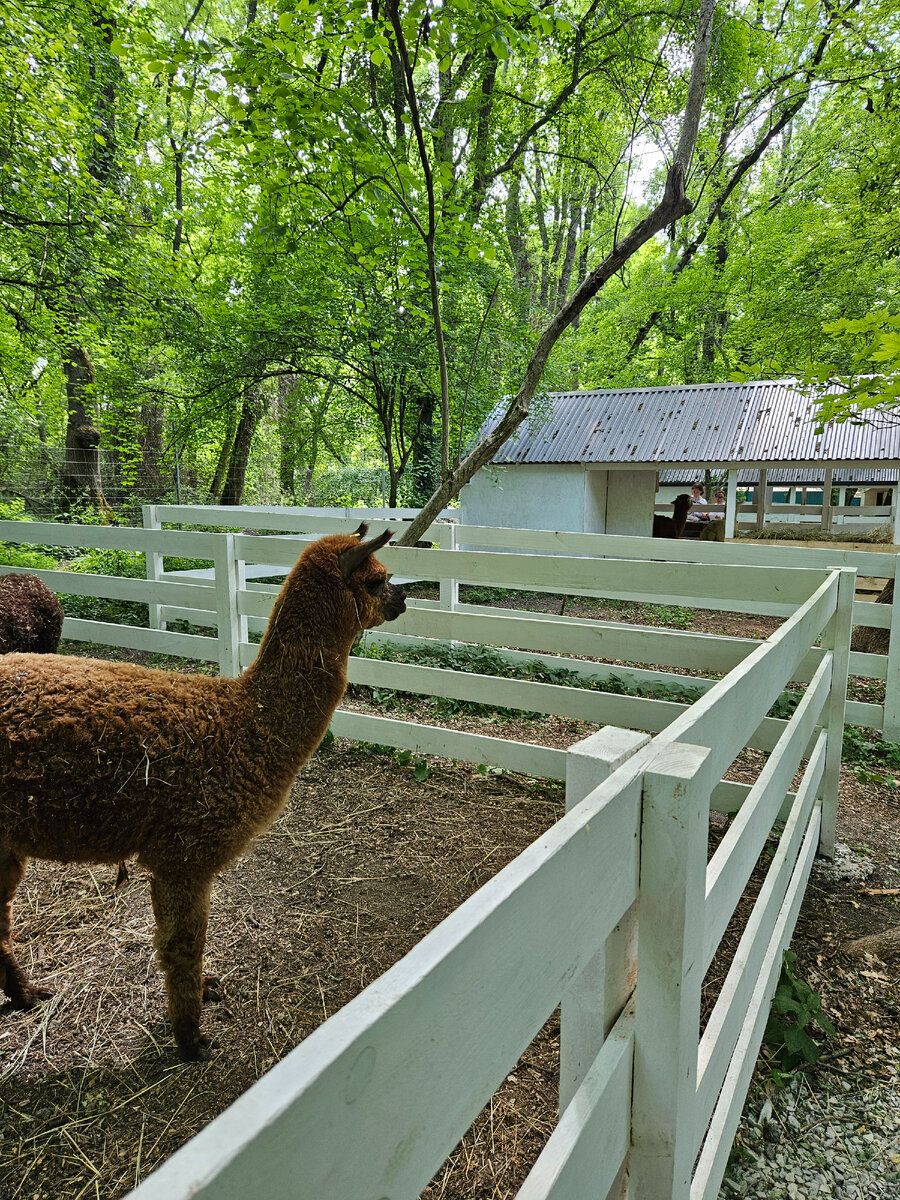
left=1, top=592, right=899, bottom=1200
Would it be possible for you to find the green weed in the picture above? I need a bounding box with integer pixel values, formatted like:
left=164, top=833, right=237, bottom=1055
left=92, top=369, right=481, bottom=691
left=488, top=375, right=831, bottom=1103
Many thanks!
left=763, top=951, right=836, bottom=1071
left=841, top=725, right=900, bottom=786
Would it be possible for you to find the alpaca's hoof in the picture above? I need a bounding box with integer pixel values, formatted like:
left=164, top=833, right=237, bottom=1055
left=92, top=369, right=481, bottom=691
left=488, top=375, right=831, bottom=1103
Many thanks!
left=5, top=981, right=53, bottom=1010
left=22, top=985, right=53, bottom=1008
left=202, top=975, right=223, bottom=1004
left=174, top=1021, right=213, bottom=1062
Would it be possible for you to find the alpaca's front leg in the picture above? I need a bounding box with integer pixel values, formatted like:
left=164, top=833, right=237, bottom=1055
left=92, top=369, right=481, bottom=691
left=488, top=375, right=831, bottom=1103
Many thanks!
left=0, top=846, right=52, bottom=1009
left=150, top=874, right=214, bottom=1061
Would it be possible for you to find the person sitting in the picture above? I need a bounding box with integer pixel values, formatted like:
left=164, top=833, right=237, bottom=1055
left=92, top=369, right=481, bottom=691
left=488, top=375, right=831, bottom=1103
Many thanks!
left=687, top=483, right=706, bottom=522
left=707, top=489, right=726, bottom=519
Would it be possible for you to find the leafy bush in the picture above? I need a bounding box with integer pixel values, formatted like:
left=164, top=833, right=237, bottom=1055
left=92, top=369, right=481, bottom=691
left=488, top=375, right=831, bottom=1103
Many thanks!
left=306, top=466, right=387, bottom=508
left=0, top=544, right=59, bottom=571
left=162, top=557, right=214, bottom=574
left=0, top=498, right=32, bottom=522
left=59, top=548, right=148, bottom=626
left=763, top=951, right=835, bottom=1071
left=67, top=549, right=147, bottom=578
left=0, top=500, right=62, bottom=569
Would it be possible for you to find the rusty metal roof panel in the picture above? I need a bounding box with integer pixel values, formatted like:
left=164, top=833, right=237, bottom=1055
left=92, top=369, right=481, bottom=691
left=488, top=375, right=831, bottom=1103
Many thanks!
left=482, top=381, right=900, bottom=466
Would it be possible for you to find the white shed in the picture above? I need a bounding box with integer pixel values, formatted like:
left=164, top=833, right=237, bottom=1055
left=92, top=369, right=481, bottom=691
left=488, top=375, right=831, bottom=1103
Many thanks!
left=460, top=380, right=900, bottom=541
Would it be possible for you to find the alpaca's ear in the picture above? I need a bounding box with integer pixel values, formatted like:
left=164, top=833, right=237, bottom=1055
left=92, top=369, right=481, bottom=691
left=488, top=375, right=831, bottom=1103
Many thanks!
left=352, top=522, right=369, bottom=540
left=339, top=528, right=394, bottom=577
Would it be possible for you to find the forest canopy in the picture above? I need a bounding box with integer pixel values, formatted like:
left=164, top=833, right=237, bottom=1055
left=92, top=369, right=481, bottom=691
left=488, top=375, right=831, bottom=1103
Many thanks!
left=1, top=0, right=898, bottom=521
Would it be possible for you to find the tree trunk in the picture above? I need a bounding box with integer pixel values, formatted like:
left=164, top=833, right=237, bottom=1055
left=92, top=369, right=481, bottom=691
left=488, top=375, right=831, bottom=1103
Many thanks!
left=408, top=390, right=439, bottom=505
left=220, top=386, right=268, bottom=506
left=57, top=10, right=120, bottom=521
left=61, top=343, right=113, bottom=518
left=276, top=373, right=300, bottom=495
left=851, top=577, right=892, bottom=654
left=844, top=926, right=900, bottom=961
left=208, top=404, right=237, bottom=503
left=137, top=400, right=166, bottom=500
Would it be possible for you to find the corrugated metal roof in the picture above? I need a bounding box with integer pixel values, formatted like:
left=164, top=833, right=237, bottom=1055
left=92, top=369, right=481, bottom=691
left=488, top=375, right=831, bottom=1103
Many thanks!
left=480, top=380, right=900, bottom=466
left=659, top=467, right=899, bottom=485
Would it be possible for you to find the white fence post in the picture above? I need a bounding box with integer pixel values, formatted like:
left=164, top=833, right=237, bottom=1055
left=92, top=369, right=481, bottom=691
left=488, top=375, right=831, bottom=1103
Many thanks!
left=880, top=557, right=900, bottom=743
left=213, top=533, right=245, bottom=678
left=822, top=467, right=834, bottom=533
left=561, top=727, right=649, bottom=1117
left=725, top=468, right=738, bottom=539
left=438, top=522, right=458, bottom=612
left=820, top=568, right=855, bottom=856
left=630, top=741, right=714, bottom=1200
left=143, top=504, right=165, bottom=631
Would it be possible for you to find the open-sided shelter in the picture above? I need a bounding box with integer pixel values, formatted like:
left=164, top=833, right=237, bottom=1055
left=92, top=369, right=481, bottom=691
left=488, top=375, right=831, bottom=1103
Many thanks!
left=460, top=380, right=900, bottom=541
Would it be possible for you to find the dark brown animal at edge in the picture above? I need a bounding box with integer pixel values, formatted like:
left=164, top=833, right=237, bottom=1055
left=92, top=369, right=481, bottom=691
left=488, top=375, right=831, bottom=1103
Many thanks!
left=0, top=573, right=64, bottom=654
left=652, top=494, right=692, bottom=539
left=0, top=525, right=406, bottom=1061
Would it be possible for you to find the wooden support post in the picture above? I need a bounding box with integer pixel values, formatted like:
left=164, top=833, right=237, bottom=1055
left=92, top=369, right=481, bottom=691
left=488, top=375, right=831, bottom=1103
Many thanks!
left=892, top=487, right=900, bottom=547
left=213, top=533, right=245, bottom=678
left=822, top=468, right=834, bottom=533
left=561, top=728, right=649, bottom=1115
left=143, top=504, right=165, bottom=631
left=881, top=558, right=900, bottom=744
left=820, top=569, right=855, bottom=857
left=756, top=469, right=768, bottom=531
left=438, top=522, right=458, bottom=613
left=725, top=468, right=738, bottom=540
left=630, top=742, right=714, bottom=1200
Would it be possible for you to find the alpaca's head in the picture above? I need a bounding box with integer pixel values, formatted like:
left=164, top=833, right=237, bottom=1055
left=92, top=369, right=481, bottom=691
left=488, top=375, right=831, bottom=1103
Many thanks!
left=300, top=524, right=407, bottom=631
left=673, top=494, right=693, bottom=518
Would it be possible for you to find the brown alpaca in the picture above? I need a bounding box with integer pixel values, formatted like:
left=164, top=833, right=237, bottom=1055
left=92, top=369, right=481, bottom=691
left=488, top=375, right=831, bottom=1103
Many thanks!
left=652, top=494, right=692, bottom=538
left=0, top=573, right=64, bottom=654
left=699, top=519, right=726, bottom=542
left=0, top=525, right=406, bottom=1061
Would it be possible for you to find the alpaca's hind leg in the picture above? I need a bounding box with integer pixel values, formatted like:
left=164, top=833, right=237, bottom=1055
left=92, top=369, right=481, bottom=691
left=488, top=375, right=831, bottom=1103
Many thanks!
left=0, top=846, right=51, bottom=1008
left=150, top=874, right=214, bottom=1061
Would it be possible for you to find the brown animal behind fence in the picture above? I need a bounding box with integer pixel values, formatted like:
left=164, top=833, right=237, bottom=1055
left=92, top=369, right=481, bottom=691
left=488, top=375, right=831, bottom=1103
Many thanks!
left=0, top=573, right=64, bottom=654
left=653, top=494, right=692, bottom=538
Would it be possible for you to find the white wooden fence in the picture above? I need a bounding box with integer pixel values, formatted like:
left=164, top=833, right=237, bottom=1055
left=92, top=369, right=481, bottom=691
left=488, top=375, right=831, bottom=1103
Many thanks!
left=122, top=560, right=850, bottom=1200
left=144, top=503, right=897, bottom=740
left=0, top=510, right=856, bottom=1198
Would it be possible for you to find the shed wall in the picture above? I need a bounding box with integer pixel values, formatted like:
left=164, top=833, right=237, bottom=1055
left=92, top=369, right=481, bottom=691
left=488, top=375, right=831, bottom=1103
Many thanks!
left=460, top=463, right=591, bottom=533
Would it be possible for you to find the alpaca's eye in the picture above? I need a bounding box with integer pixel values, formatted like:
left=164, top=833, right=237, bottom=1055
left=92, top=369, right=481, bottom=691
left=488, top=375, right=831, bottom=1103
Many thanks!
left=365, top=578, right=384, bottom=596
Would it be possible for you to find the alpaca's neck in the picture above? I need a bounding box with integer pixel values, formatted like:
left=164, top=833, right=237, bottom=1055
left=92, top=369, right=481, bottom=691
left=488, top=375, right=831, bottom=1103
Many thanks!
left=240, top=583, right=358, bottom=769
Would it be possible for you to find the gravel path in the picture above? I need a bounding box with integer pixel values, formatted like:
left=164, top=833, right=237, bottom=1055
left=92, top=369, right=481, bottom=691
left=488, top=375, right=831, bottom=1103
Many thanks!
left=719, top=1065, right=900, bottom=1198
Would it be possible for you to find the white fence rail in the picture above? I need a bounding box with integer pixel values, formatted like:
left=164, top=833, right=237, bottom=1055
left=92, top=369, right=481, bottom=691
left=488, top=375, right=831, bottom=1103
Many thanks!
left=122, top=559, right=851, bottom=1200
left=144, top=504, right=894, bottom=736
left=0, top=510, right=887, bottom=748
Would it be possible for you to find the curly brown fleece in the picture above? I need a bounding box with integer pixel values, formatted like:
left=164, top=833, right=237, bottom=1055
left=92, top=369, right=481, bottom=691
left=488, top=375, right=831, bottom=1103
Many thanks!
left=652, top=494, right=692, bottom=538
left=0, top=525, right=406, bottom=1060
left=0, top=573, right=64, bottom=654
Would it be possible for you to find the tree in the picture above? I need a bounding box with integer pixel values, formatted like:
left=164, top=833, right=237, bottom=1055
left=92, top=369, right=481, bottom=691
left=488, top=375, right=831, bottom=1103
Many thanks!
left=603, top=0, right=900, bottom=388
left=396, top=0, right=720, bottom=543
